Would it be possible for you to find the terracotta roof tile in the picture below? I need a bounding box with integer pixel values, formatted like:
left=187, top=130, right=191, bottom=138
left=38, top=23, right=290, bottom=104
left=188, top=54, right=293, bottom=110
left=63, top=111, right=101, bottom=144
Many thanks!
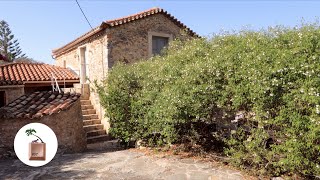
left=0, top=62, right=79, bottom=86
left=104, top=7, right=195, bottom=34
left=0, top=91, right=81, bottom=119
left=52, top=7, right=199, bottom=57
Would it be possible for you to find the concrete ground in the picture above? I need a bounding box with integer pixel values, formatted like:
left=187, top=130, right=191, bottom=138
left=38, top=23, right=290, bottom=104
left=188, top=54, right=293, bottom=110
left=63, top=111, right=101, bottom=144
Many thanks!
left=0, top=142, right=247, bottom=180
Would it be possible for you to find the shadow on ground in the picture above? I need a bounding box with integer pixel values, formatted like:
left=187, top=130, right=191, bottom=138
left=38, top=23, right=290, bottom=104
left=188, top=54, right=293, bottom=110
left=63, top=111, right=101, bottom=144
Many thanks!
left=0, top=142, right=247, bottom=180
left=0, top=145, right=126, bottom=180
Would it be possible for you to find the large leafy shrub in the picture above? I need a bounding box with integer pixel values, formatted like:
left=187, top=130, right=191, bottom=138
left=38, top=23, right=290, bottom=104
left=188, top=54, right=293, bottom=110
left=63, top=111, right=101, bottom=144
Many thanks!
left=97, top=23, right=320, bottom=176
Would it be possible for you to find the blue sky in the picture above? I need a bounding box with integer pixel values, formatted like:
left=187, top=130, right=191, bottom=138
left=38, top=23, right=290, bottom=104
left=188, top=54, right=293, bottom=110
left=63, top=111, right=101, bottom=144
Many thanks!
left=1, top=0, right=319, bottom=64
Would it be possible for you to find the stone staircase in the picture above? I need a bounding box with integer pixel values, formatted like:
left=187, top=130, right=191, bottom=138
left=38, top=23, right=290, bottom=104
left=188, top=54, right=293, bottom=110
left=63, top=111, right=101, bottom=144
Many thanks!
left=81, top=99, right=110, bottom=144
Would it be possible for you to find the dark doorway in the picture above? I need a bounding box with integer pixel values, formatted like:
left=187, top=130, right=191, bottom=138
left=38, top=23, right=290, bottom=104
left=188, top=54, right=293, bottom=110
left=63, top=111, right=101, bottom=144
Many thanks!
left=0, top=91, right=6, bottom=107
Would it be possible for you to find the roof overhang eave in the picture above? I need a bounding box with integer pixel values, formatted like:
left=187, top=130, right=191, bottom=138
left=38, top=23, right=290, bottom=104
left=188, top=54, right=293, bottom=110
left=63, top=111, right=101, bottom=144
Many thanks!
left=52, top=26, right=107, bottom=58
left=24, top=80, right=80, bottom=84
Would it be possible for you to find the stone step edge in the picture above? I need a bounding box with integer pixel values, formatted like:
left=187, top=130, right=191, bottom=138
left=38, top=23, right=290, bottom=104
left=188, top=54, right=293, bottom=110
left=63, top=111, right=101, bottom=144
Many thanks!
left=81, top=104, right=94, bottom=109
left=83, top=119, right=102, bottom=125
left=86, top=129, right=107, bottom=137
left=84, top=124, right=104, bottom=128
left=83, top=114, right=99, bottom=116
left=82, top=110, right=96, bottom=112
left=87, top=135, right=111, bottom=144
left=81, top=109, right=95, bottom=111
left=87, top=134, right=110, bottom=140
left=86, top=129, right=106, bottom=134
left=83, top=119, right=101, bottom=122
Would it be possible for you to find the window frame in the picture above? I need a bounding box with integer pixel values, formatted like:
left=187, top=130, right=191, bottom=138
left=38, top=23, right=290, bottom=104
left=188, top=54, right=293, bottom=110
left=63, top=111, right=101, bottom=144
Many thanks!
left=148, top=32, right=173, bottom=58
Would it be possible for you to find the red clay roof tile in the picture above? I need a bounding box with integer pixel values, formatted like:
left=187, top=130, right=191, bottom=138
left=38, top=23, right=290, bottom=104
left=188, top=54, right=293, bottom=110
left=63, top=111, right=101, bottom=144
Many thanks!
left=0, top=62, right=79, bottom=86
left=0, top=91, right=81, bottom=119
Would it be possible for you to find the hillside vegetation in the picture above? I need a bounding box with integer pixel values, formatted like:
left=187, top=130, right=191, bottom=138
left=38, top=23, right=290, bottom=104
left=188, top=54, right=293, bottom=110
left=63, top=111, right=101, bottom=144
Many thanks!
left=97, top=24, right=320, bottom=177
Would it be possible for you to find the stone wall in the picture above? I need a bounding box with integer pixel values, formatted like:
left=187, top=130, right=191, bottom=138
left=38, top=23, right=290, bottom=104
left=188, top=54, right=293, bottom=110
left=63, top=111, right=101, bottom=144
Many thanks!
left=0, top=85, right=24, bottom=105
left=0, top=99, right=86, bottom=158
left=55, top=49, right=80, bottom=75
left=55, top=35, right=109, bottom=83
left=107, top=13, right=192, bottom=67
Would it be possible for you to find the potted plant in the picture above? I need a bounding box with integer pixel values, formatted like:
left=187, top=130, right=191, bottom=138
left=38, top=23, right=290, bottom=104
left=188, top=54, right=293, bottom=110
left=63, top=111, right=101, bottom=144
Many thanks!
left=25, top=128, right=46, bottom=160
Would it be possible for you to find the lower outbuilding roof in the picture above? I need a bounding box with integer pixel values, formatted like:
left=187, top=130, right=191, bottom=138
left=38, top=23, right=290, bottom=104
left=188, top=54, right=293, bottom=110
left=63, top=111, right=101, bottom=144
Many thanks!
left=0, top=91, right=81, bottom=119
left=0, top=62, right=79, bottom=86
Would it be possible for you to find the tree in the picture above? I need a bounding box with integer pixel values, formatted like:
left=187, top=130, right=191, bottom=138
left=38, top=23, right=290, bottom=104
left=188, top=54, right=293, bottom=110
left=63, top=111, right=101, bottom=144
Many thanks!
left=0, top=20, right=26, bottom=61
left=25, top=128, right=44, bottom=143
left=15, top=57, right=42, bottom=64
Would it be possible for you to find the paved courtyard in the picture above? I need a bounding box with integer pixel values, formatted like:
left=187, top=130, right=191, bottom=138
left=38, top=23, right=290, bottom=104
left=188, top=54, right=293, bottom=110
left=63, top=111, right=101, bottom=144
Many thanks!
left=0, top=145, right=247, bottom=180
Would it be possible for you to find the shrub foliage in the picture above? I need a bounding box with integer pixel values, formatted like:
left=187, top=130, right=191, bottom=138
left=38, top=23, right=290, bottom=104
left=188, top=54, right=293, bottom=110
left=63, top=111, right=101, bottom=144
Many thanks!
left=97, top=24, right=320, bottom=176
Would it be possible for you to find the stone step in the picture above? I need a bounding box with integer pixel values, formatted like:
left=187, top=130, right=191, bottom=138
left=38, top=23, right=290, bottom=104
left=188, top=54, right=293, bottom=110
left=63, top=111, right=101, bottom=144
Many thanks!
left=80, top=96, right=89, bottom=100
left=86, top=140, right=120, bottom=150
left=87, top=135, right=111, bottom=144
left=84, top=124, right=104, bottom=132
left=87, top=129, right=106, bottom=137
left=82, top=109, right=96, bottom=115
left=81, top=105, right=94, bottom=110
left=81, top=100, right=91, bottom=106
left=83, top=119, right=101, bottom=126
left=83, top=114, right=99, bottom=120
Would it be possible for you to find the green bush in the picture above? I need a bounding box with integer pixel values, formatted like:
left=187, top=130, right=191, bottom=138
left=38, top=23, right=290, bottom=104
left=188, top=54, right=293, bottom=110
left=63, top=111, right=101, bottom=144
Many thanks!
left=97, top=23, right=320, bottom=176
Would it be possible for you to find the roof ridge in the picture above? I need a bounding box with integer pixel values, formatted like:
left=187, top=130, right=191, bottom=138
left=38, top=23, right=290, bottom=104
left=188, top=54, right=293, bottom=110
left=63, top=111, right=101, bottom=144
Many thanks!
left=0, top=62, right=72, bottom=68
left=0, top=62, right=45, bottom=67
left=105, top=7, right=162, bottom=24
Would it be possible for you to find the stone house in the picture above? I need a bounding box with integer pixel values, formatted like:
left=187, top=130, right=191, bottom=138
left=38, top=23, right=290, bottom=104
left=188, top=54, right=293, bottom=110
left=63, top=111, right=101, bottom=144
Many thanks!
left=52, top=7, right=198, bottom=138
